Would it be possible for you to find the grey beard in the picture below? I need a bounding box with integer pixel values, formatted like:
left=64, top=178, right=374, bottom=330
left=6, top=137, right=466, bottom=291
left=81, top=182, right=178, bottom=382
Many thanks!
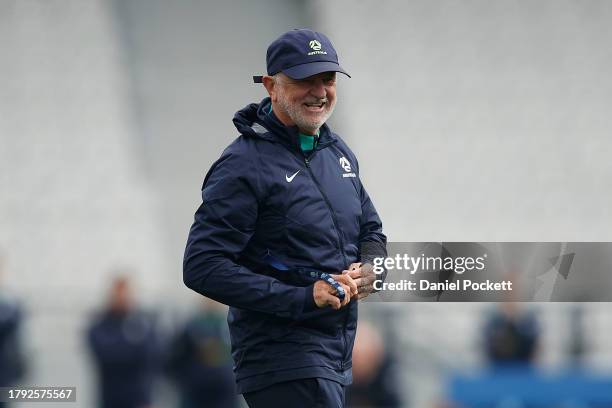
left=277, top=97, right=335, bottom=133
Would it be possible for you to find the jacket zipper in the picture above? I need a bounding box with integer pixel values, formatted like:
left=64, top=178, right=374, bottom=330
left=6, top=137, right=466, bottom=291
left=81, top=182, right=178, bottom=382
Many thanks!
left=303, top=155, right=348, bottom=268
left=304, top=153, right=350, bottom=371
left=262, top=124, right=353, bottom=370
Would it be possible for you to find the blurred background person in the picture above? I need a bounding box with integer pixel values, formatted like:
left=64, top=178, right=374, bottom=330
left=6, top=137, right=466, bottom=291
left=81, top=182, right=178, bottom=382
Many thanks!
left=164, top=299, right=237, bottom=408
left=483, top=302, right=540, bottom=366
left=86, top=275, right=161, bottom=408
left=0, top=252, right=27, bottom=408
left=346, top=320, right=402, bottom=408
left=483, top=273, right=540, bottom=366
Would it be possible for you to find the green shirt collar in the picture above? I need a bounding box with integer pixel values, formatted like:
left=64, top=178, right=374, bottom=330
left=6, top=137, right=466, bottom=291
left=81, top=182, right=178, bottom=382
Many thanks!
left=299, top=131, right=318, bottom=153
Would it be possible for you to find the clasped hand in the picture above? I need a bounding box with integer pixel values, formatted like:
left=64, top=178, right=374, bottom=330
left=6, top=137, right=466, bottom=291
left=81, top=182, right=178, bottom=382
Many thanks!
left=313, top=262, right=377, bottom=309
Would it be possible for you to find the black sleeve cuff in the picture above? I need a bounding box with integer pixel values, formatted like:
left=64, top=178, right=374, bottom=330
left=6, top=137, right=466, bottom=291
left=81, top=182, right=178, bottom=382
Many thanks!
left=302, top=284, right=317, bottom=313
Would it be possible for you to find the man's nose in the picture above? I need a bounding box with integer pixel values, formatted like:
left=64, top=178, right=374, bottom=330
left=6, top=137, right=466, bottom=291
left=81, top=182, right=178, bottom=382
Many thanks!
left=310, top=80, right=326, bottom=98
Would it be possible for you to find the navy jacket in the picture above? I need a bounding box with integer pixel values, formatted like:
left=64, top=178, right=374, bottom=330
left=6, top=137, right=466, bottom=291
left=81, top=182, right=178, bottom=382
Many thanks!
left=0, top=297, right=26, bottom=387
left=183, top=97, right=386, bottom=393
left=164, top=311, right=237, bottom=408
left=87, top=310, right=160, bottom=408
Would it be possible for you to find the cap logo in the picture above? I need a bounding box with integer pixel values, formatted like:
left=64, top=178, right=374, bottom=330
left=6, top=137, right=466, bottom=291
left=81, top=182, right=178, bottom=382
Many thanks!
left=309, top=40, right=322, bottom=51
left=307, top=39, right=328, bottom=56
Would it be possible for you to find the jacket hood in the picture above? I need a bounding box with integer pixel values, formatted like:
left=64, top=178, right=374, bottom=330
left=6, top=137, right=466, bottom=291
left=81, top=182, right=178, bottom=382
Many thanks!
left=232, top=97, right=337, bottom=151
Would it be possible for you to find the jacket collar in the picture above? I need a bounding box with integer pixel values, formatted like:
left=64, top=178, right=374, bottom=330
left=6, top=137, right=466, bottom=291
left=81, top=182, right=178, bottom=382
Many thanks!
left=233, top=97, right=337, bottom=153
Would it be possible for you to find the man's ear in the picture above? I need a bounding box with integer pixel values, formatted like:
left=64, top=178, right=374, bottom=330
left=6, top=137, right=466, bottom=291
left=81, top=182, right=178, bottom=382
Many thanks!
left=262, top=76, right=277, bottom=102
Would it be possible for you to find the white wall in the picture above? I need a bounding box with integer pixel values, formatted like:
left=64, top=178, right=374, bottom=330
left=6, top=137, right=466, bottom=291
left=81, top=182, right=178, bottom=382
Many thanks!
left=312, top=0, right=612, bottom=242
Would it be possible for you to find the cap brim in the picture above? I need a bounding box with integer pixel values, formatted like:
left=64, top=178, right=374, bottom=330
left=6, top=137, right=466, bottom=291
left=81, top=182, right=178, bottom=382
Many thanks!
left=282, top=61, right=351, bottom=80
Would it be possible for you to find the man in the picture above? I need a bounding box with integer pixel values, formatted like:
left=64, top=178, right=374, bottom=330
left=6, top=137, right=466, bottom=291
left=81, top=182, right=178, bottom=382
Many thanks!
left=164, top=299, right=238, bottom=408
left=183, top=28, right=386, bottom=408
left=0, top=253, right=27, bottom=408
left=87, top=276, right=160, bottom=408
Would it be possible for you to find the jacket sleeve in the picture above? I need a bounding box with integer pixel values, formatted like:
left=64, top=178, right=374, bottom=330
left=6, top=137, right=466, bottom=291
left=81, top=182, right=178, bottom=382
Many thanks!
left=183, top=150, right=316, bottom=319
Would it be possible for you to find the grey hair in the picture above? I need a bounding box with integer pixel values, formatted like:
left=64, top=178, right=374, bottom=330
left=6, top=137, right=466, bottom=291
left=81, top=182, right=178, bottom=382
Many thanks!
left=271, top=72, right=286, bottom=84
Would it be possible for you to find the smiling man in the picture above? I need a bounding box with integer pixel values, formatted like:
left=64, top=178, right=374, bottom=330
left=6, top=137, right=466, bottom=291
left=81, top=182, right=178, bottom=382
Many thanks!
left=265, top=70, right=337, bottom=135
left=183, top=29, right=387, bottom=408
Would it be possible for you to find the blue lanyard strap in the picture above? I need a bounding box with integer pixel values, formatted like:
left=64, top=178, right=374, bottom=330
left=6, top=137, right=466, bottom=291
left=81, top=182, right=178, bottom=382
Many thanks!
left=263, top=251, right=345, bottom=301
left=317, top=272, right=346, bottom=301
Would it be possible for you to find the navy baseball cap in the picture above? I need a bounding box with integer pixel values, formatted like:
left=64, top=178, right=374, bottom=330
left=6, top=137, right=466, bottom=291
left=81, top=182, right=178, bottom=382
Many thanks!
left=253, top=29, right=350, bottom=83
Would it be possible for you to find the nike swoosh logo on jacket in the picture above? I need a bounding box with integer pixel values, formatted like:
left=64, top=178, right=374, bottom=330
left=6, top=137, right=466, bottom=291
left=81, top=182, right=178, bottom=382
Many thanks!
left=285, top=170, right=300, bottom=182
